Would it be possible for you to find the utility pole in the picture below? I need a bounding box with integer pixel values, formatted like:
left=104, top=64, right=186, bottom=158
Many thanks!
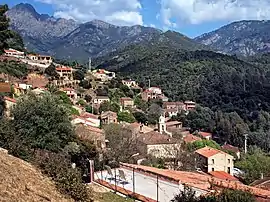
left=88, top=57, right=92, bottom=72
left=148, top=79, right=150, bottom=88
left=244, top=134, right=248, bottom=154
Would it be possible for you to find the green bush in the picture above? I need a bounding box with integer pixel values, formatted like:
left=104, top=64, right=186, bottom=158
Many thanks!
left=34, top=150, right=92, bottom=202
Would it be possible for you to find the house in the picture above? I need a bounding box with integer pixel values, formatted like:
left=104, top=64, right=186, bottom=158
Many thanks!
left=141, top=87, right=165, bottom=102
left=72, top=112, right=100, bottom=128
left=122, top=79, right=138, bottom=88
left=183, top=134, right=202, bottom=144
left=165, top=108, right=178, bottom=117
left=93, top=96, right=110, bottom=105
left=61, top=88, right=77, bottom=100
left=75, top=123, right=106, bottom=150
left=100, top=111, right=118, bottom=124
left=137, top=131, right=180, bottom=158
left=120, top=97, right=134, bottom=109
left=198, top=131, right=212, bottom=140
left=27, top=54, right=52, bottom=65
left=184, top=101, right=196, bottom=111
left=195, top=146, right=234, bottom=175
left=4, top=97, right=16, bottom=117
left=56, top=66, right=73, bottom=80
left=127, top=122, right=154, bottom=138
left=4, top=49, right=25, bottom=58
left=92, top=69, right=116, bottom=82
left=13, top=83, right=32, bottom=96
left=166, top=121, right=182, bottom=130
left=222, top=144, right=241, bottom=159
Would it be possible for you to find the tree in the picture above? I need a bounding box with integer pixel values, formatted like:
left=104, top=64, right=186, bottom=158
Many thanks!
left=11, top=93, right=75, bottom=153
left=45, top=64, right=59, bottom=79
left=133, top=111, right=148, bottom=124
left=185, top=106, right=215, bottom=132
left=73, top=70, right=85, bottom=80
left=117, top=111, right=136, bottom=123
left=235, top=147, right=270, bottom=184
left=187, top=140, right=221, bottom=151
left=99, top=101, right=111, bottom=113
left=147, top=103, right=162, bottom=124
left=171, top=185, right=256, bottom=202
left=104, top=123, right=138, bottom=163
left=0, top=4, right=12, bottom=53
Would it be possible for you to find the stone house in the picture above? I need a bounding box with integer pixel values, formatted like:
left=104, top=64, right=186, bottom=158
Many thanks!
left=100, top=111, right=118, bottom=124
left=120, top=97, right=134, bottom=109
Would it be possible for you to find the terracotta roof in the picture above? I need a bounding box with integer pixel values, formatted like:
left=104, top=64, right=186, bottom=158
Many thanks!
left=0, top=83, right=11, bottom=93
left=165, top=108, right=178, bottom=113
left=195, top=147, right=229, bottom=158
left=199, top=131, right=213, bottom=138
left=137, top=131, right=178, bottom=145
left=62, top=88, right=74, bottom=91
left=4, top=96, right=16, bottom=103
left=120, top=97, right=133, bottom=101
left=166, top=121, right=182, bottom=127
left=184, top=134, right=201, bottom=143
left=81, top=112, right=99, bottom=120
left=56, top=67, right=72, bottom=71
left=209, top=171, right=239, bottom=181
left=222, top=144, right=240, bottom=153
left=121, top=163, right=270, bottom=200
left=101, top=111, right=117, bottom=118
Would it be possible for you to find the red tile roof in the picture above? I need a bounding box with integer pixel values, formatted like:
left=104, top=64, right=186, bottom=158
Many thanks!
left=195, top=147, right=228, bottom=158
left=199, top=132, right=212, bottom=138
left=209, top=171, right=239, bottom=181
left=222, top=144, right=240, bottom=153
left=81, top=112, right=99, bottom=120
left=56, top=67, right=72, bottom=71
left=120, top=97, right=133, bottom=101
left=184, top=134, right=202, bottom=143
left=4, top=96, right=16, bottom=103
left=121, top=163, right=270, bottom=200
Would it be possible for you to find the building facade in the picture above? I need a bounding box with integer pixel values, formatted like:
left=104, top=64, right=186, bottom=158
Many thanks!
left=195, top=147, right=234, bottom=175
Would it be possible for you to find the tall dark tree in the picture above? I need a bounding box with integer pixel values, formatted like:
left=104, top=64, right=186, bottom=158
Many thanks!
left=0, top=4, right=12, bottom=53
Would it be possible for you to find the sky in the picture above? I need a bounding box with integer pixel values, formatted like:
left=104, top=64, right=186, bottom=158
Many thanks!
left=2, top=0, right=270, bottom=38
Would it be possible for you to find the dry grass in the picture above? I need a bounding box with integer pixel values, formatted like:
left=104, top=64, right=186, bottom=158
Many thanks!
left=0, top=150, right=74, bottom=202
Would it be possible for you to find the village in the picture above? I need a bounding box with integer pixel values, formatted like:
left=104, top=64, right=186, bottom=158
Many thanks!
left=1, top=48, right=270, bottom=202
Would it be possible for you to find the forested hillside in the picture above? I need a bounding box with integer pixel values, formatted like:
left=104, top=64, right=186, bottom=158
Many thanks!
left=94, top=44, right=270, bottom=150
left=95, top=46, right=270, bottom=113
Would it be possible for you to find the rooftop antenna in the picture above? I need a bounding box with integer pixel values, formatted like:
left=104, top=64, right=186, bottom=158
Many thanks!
left=244, top=134, right=248, bottom=154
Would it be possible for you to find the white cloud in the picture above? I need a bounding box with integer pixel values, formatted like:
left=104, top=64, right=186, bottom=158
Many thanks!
left=160, top=0, right=270, bottom=27
left=36, top=0, right=143, bottom=26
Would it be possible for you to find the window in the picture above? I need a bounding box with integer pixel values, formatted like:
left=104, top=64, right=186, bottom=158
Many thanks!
left=227, top=167, right=231, bottom=174
left=212, top=159, right=215, bottom=164
left=228, top=159, right=231, bottom=164
left=212, top=168, right=215, bottom=171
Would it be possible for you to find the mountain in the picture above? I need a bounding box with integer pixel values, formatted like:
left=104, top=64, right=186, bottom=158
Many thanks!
left=6, top=3, right=205, bottom=61
left=195, top=20, right=270, bottom=56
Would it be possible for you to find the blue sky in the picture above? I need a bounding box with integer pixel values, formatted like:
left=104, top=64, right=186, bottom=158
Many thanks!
left=2, top=0, right=270, bottom=38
